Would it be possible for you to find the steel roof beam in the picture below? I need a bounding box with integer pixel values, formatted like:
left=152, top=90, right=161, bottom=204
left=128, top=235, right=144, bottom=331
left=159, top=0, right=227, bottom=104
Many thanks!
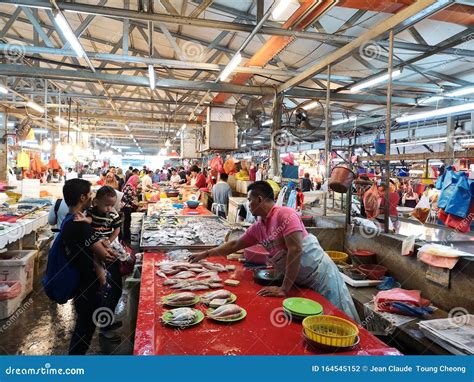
left=279, top=0, right=454, bottom=92
left=5, top=0, right=474, bottom=57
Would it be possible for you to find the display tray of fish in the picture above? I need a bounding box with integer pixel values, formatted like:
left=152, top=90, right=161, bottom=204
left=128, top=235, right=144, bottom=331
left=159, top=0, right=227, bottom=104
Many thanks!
left=201, top=290, right=237, bottom=306
left=206, top=304, right=247, bottom=322
left=140, top=216, right=232, bottom=249
left=161, top=307, right=204, bottom=327
left=162, top=292, right=200, bottom=307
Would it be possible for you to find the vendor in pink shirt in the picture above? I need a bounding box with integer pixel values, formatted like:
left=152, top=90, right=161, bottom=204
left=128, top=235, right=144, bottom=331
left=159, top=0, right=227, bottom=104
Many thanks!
left=191, top=181, right=359, bottom=321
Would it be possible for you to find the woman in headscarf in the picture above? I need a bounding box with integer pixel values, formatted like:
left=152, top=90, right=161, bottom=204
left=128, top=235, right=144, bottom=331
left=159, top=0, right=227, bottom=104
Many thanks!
left=121, top=175, right=140, bottom=242
left=105, top=172, right=120, bottom=190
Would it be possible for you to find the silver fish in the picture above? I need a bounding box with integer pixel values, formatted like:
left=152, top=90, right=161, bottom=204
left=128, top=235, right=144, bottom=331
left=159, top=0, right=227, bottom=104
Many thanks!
left=167, top=307, right=197, bottom=325
left=203, top=290, right=232, bottom=301
left=173, top=271, right=196, bottom=279
left=210, top=304, right=242, bottom=318
left=166, top=292, right=197, bottom=303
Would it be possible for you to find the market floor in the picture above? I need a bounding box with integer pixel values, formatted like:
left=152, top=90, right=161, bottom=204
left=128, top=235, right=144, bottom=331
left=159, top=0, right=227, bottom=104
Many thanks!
left=0, top=258, right=135, bottom=355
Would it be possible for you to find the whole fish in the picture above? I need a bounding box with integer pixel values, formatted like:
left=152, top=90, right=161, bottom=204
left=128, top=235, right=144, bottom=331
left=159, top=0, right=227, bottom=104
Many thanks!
left=210, top=304, right=242, bottom=319
left=202, top=290, right=232, bottom=301
left=199, top=261, right=227, bottom=272
left=182, top=284, right=209, bottom=291
left=163, top=279, right=179, bottom=286
left=156, top=271, right=167, bottom=278
left=196, top=271, right=218, bottom=279
left=166, top=292, right=197, bottom=303
left=173, top=271, right=196, bottom=279
left=167, top=307, right=197, bottom=325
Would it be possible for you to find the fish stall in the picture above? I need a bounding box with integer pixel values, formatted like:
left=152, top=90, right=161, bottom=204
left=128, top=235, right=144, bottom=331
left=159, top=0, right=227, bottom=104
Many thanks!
left=134, top=251, right=401, bottom=355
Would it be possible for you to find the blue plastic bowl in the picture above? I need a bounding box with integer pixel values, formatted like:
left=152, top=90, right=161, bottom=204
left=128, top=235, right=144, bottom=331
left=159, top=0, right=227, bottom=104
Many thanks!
left=186, top=201, right=200, bottom=209
left=172, top=203, right=184, bottom=209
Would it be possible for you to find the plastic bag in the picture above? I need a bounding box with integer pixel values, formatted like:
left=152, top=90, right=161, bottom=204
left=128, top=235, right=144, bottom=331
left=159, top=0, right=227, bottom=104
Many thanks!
left=410, top=194, right=431, bottom=224
left=445, top=173, right=472, bottom=218
left=223, top=157, right=236, bottom=175
left=445, top=199, right=474, bottom=233
left=0, top=281, right=22, bottom=300
left=374, top=288, right=430, bottom=314
left=437, top=167, right=459, bottom=210
left=363, top=183, right=381, bottom=219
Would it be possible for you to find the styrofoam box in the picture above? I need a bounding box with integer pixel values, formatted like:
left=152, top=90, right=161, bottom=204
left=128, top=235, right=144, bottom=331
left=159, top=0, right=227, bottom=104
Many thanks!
left=0, top=250, right=37, bottom=299
left=0, top=289, right=24, bottom=320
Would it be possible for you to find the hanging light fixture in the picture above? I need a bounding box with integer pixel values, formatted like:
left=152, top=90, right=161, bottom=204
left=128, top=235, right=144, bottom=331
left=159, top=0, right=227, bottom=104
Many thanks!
left=148, top=65, right=156, bottom=90
left=0, top=85, right=8, bottom=94
left=350, top=69, right=402, bottom=93
left=54, top=11, right=85, bottom=58
left=26, top=101, right=45, bottom=114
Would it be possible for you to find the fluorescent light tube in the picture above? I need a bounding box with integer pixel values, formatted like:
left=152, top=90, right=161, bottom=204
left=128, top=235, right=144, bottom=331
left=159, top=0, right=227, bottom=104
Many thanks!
left=55, top=12, right=85, bottom=58
left=302, top=101, right=320, bottom=110
left=26, top=101, right=45, bottom=114
left=0, top=85, right=8, bottom=94
left=253, top=140, right=262, bottom=144
left=392, top=137, right=446, bottom=147
left=148, top=65, right=156, bottom=90
left=446, top=86, right=474, bottom=98
left=396, top=102, right=474, bottom=123
left=241, top=143, right=247, bottom=147
left=220, top=52, right=242, bottom=81
left=332, top=116, right=357, bottom=126
left=350, top=69, right=401, bottom=93
left=272, top=0, right=292, bottom=19
left=261, top=119, right=273, bottom=126
left=124, top=124, right=130, bottom=131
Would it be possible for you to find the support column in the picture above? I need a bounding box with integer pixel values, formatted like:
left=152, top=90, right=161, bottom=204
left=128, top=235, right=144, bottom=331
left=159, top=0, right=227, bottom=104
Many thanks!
left=0, top=109, right=8, bottom=182
left=270, top=93, right=283, bottom=178
left=446, top=115, right=455, bottom=166
left=323, top=65, right=331, bottom=216
left=384, top=30, right=394, bottom=233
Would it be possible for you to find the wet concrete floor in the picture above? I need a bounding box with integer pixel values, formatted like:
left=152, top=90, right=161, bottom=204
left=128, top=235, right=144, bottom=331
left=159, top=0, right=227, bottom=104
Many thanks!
left=0, top=255, right=135, bottom=355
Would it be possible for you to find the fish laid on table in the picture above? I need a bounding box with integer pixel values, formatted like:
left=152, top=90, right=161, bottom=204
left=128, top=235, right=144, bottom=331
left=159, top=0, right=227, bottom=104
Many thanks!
left=166, top=307, right=197, bottom=325
left=182, top=284, right=209, bottom=291
left=199, top=261, right=227, bottom=272
left=165, top=292, right=197, bottom=304
left=156, top=271, right=167, bottom=278
left=202, top=290, right=232, bottom=301
left=196, top=271, right=219, bottom=279
left=173, top=271, right=196, bottom=279
left=163, top=279, right=179, bottom=286
left=209, top=283, right=224, bottom=289
left=208, top=304, right=243, bottom=320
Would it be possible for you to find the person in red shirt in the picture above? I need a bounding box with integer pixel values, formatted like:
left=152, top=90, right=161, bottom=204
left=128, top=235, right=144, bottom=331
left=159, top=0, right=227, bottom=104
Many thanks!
left=378, top=183, right=400, bottom=217
left=187, top=165, right=207, bottom=189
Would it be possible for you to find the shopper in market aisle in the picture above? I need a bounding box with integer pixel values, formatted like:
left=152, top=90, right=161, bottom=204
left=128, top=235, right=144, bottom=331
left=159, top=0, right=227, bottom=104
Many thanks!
left=378, top=182, right=400, bottom=218
left=105, top=172, right=120, bottom=190
left=125, top=166, right=133, bottom=182
left=60, top=179, right=119, bottom=355
left=116, top=168, right=125, bottom=190
left=178, top=166, right=187, bottom=183
left=121, top=175, right=140, bottom=242
left=187, top=165, right=207, bottom=189
left=402, top=185, right=419, bottom=208
left=141, top=170, right=153, bottom=192
left=301, top=172, right=313, bottom=192
left=169, top=168, right=181, bottom=186
left=211, top=173, right=232, bottom=218
left=152, top=169, right=161, bottom=184
left=191, top=181, right=359, bottom=321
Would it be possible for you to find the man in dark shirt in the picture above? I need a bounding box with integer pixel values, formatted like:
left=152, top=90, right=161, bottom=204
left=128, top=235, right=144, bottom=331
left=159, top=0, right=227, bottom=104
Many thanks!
left=178, top=166, right=187, bottom=183
left=61, top=179, right=118, bottom=355
left=301, top=173, right=313, bottom=192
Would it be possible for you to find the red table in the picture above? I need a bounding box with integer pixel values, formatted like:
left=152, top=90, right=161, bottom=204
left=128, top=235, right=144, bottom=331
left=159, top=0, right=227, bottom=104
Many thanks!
left=134, top=252, right=401, bottom=356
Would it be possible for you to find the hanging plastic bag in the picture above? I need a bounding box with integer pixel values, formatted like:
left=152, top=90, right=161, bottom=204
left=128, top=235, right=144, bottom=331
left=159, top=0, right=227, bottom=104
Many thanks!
left=276, top=186, right=287, bottom=207
left=223, top=157, right=237, bottom=175
left=17, top=151, right=30, bottom=168
left=444, top=172, right=472, bottom=218
left=445, top=199, right=474, bottom=233
left=410, top=194, right=431, bottom=224
left=437, top=168, right=459, bottom=210
left=363, top=183, right=381, bottom=219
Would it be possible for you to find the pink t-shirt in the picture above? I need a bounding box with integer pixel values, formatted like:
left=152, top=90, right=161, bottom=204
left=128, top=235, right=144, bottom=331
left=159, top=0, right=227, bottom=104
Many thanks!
left=240, top=206, right=308, bottom=257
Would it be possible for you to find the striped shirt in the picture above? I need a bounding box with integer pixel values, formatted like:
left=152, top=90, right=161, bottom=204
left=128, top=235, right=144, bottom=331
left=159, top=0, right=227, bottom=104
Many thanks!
left=88, top=206, right=122, bottom=240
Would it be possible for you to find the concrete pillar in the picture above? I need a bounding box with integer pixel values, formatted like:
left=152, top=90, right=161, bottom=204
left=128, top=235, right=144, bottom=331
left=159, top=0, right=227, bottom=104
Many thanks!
left=0, top=110, right=8, bottom=182
left=270, top=93, right=283, bottom=177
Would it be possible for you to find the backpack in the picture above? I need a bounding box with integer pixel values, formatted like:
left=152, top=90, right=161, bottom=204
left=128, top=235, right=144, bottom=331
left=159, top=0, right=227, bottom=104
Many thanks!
left=42, top=214, right=80, bottom=304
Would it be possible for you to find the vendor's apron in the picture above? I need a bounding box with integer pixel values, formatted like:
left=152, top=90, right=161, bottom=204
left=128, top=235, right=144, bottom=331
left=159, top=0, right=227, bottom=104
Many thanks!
left=269, top=234, right=360, bottom=322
